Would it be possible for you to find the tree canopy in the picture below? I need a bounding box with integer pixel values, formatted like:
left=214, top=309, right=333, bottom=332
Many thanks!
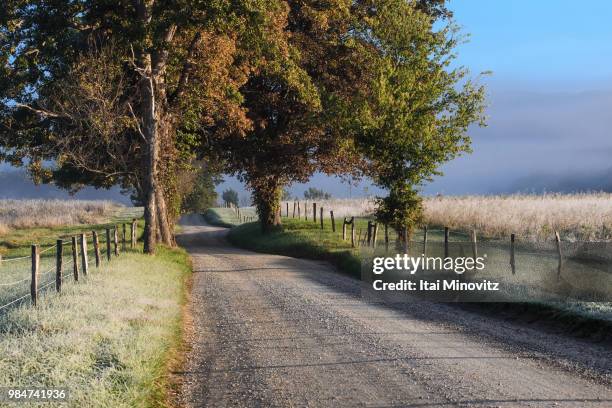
left=0, top=0, right=486, bottom=242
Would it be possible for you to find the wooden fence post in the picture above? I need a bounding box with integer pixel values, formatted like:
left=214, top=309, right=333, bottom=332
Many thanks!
left=80, top=233, right=88, bottom=276
left=366, top=221, right=373, bottom=246
left=305, top=202, right=308, bottom=220
left=106, top=228, right=111, bottom=261
left=92, top=231, right=101, bottom=267
left=122, top=224, right=127, bottom=251
left=510, top=233, right=516, bottom=275
left=444, top=227, right=449, bottom=258
left=56, top=239, right=63, bottom=292
left=313, top=202, right=317, bottom=222
left=31, top=245, right=39, bottom=306
left=114, top=225, right=119, bottom=256
left=471, top=229, right=478, bottom=259
left=330, top=211, right=335, bottom=232
left=423, top=226, right=428, bottom=256
left=342, top=218, right=348, bottom=240
left=131, top=219, right=137, bottom=248
left=384, top=224, right=389, bottom=251
left=350, top=217, right=356, bottom=248
left=286, top=202, right=289, bottom=217
left=293, top=201, right=296, bottom=218
left=71, top=236, right=79, bottom=281
left=320, top=207, right=324, bottom=229
left=555, top=231, right=562, bottom=276
left=372, top=223, right=378, bottom=249
left=298, top=201, right=301, bottom=219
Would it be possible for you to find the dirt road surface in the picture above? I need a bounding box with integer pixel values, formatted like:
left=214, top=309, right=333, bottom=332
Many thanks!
left=175, top=214, right=611, bottom=407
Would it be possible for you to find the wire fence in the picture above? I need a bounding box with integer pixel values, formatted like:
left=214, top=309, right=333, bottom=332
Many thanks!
left=276, top=200, right=612, bottom=304
left=0, top=219, right=141, bottom=314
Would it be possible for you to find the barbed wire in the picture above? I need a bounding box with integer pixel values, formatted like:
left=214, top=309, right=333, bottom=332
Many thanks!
left=39, top=243, right=57, bottom=254
left=0, top=277, right=30, bottom=287
left=0, top=292, right=30, bottom=312
left=1, top=255, right=30, bottom=262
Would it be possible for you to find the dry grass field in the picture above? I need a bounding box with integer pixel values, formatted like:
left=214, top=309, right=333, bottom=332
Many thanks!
left=423, top=193, right=612, bottom=241
left=0, top=199, right=121, bottom=234
left=290, top=193, right=612, bottom=241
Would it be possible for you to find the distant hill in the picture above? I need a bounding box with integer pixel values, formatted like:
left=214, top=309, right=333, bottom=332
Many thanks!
left=0, top=170, right=131, bottom=204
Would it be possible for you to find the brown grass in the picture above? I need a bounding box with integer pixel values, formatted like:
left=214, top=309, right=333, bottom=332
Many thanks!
left=423, top=193, right=612, bottom=241
left=0, top=199, right=121, bottom=234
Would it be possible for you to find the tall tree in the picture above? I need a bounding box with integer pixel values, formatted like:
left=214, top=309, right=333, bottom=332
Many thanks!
left=351, top=0, right=487, bottom=238
left=0, top=1, right=280, bottom=252
left=221, top=188, right=239, bottom=207
left=205, top=0, right=364, bottom=232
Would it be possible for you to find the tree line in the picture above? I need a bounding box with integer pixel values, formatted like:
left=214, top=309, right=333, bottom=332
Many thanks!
left=0, top=0, right=486, bottom=254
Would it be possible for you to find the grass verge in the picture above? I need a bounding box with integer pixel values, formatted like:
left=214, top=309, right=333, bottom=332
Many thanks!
left=203, top=207, right=257, bottom=228
left=0, top=245, right=191, bottom=408
left=228, top=217, right=362, bottom=277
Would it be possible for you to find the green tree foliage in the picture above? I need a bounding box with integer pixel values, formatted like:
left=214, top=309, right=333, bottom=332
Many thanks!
left=304, top=187, right=331, bottom=200
left=0, top=0, right=286, bottom=252
left=349, top=0, right=487, bottom=237
left=0, top=0, right=485, bottom=243
left=222, top=188, right=239, bottom=207
left=181, top=165, right=221, bottom=213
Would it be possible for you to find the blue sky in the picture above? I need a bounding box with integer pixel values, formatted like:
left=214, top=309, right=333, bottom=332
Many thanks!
left=452, top=0, right=612, bottom=85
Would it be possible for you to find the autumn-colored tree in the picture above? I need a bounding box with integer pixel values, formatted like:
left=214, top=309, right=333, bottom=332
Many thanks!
left=204, top=1, right=366, bottom=232
left=0, top=1, right=281, bottom=252
left=202, top=0, right=466, bottom=234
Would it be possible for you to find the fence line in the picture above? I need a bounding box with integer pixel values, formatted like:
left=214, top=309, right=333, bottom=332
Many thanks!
left=0, top=292, right=30, bottom=312
left=2, top=255, right=30, bottom=262
left=278, top=200, right=576, bottom=279
left=0, top=221, right=139, bottom=314
left=38, top=243, right=57, bottom=254
left=0, top=277, right=30, bottom=287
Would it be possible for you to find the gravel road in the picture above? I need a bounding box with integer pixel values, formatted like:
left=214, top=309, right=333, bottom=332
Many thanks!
left=175, top=214, right=611, bottom=407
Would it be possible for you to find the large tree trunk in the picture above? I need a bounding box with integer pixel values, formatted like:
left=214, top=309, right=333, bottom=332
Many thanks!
left=140, top=55, right=159, bottom=254
left=252, top=177, right=282, bottom=233
left=135, top=2, right=178, bottom=253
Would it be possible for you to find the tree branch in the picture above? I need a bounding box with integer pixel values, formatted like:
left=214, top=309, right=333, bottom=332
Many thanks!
left=13, top=102, right=69, bottom=119
left=127, top=102, right=148, bottom=143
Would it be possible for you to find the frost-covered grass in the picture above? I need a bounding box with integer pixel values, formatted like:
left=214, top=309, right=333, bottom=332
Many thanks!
left=0, top=199, right=122, bottom=235
left=0, top=246, right=190, bottom=408
left=204, top=207, right=257, bottom=227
